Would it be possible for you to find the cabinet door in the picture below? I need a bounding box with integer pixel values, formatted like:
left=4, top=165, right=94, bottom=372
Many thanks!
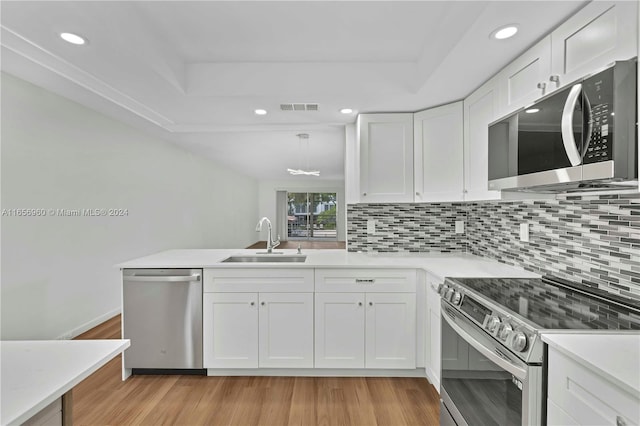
left=203, top=293, right=258, bottom=368
left=496, top=36, right=552, bottom=117
left=358, top=113, right=414, bottom=203
left=547, top=347, right=640, bottom=426
left=315, top=292, right=365, bottom=368
left=463, top=78, right=502, bottom=201
left=425, top=278, right=442, bottom=390
left=550, top=1, right=638, bottom=91
left=414, top=102, right=464, bottom=202
left=259, top=292, right=314, bottom=368
left=365, top=293, right=416, bottom=369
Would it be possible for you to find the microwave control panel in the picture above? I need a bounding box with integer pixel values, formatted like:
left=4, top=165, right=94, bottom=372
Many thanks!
left=585, top=103, right=611, bottom=163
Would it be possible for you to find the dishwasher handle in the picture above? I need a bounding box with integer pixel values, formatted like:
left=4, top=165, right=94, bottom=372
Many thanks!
left=125, top=274, right=201, bottom=282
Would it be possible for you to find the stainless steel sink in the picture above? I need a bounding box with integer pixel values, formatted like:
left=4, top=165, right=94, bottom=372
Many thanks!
left=221, top=255, right=307, bottom=263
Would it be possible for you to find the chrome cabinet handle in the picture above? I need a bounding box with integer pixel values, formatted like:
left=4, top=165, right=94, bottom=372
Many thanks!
left=549, top=74, right=560, bottom=87
left=369, top=302, right=373, bottom=306
left=250, top=301, right=255, bottom=306
left=537, top=81, right=546, bottom=91
left=261, top=301, right=265, bottom=306
left=415, top=192, right=420, bottom=196
left=616, top=416, right=627, bottom=426
left=358, top=302, right=363, bottom=306
left=355, top=278, right=375, bottom=284
left=362, top=192, right=367, bottom=196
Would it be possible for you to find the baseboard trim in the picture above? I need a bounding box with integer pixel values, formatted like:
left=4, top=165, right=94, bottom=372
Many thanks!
left=207, top=367, right=428, bottom=378
left=57, top=308, right=121, bottom=340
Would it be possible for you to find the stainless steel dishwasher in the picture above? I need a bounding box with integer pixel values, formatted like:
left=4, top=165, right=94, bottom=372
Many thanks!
left=122, top=268, right=203, bottom=371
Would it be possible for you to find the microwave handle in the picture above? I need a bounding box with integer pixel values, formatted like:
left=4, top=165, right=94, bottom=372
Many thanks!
left=582, top=92, right=593, bottom=158
left=561, top=83, right=584, bottom=166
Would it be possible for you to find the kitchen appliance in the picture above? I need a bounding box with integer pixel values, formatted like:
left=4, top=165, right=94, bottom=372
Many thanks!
left=488, top=59, right=637, bottom=193
left=438, top=275, right=640, bottom=426
left=123, top=268, right=203, bottom=371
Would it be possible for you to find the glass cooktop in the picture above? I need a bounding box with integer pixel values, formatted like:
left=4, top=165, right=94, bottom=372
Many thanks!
left=447, top=276, right=640, bottom=331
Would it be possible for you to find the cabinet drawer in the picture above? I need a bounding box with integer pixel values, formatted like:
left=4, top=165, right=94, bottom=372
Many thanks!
left=204, top=268, right=314, bottom=292
left=547, top=347, right=639, bottom=426
left=315, top=269, right=415, bottom=293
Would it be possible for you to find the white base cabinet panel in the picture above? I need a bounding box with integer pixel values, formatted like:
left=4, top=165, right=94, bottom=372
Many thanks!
left=204, top=291, right=313, bottom=369
left=203, top=292, right=259, bottom=368
left=315, top=292, right=365, bottom=368
left=547, top=346, right=640, bottom=426
left=365, top=292, right=416, bottom=369
left=425, top=275, right=442, bottom=390
left=315, top=292, right=415, bottom=369
left=259, top=293, right=314, bottom=368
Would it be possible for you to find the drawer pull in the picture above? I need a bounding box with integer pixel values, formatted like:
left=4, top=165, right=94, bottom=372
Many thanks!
left=616, top=416, right=627, bottom=426
left=355, top=278, right=375, bottom=284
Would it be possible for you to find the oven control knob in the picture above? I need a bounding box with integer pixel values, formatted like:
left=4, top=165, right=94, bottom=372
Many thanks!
left=439, top=285, right=449, bottom=296
left=444, top=288, right=455, bottom=301
left=511, top=332, right=528, bottom=352
left=499, top=323, right=513, bottom=341
left=451, top=291, right=462, bottom=305
left=486, top=316, right=501, bottom=333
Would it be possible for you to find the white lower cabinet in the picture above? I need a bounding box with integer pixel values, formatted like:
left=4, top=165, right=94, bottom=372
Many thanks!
left=547, top=346, right=639, bottom=426
left=315, top=292, right=416, bottom=369
left=259, top=292, right=314, bottom=368
left=203, top=291, right=313, bottom=369
left=425, top=275, right=442, bottom=390
left=203, top=292, right=258, bottom=368
left=365, top=292, right=416, bottom=369
left=314, top=292, right=365, bottom=368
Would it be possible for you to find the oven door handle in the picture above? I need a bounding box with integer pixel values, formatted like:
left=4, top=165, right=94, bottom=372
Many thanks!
left=442, top=308, right=527, bottom=381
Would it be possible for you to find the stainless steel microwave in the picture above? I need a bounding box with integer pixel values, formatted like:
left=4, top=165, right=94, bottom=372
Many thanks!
left=488, top=59, right=637, bottom=193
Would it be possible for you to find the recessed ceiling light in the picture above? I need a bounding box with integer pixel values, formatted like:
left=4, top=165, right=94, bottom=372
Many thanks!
left=60, top=32, right=86, bottom=45
left=525, top=108, right=540, bottom=114
left=254, top=109, right=267, bottom=115
left=340, top=108, right=354, bottom=114
left=491, top=25, right=518, bottom=40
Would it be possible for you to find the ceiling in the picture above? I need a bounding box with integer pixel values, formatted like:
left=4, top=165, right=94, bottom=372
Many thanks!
left=0, top=1, right=588, bottom=181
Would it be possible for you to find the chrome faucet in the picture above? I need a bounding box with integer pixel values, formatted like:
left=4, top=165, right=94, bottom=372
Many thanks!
left=255, top=217, right=280, bottom=253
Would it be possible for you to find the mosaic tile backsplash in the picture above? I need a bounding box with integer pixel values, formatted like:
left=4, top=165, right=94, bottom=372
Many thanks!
left=347, top=193, right=640, bottom=300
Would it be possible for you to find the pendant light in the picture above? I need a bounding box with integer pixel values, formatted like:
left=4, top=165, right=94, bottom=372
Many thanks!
left=287, top=133, right=320, bottom=176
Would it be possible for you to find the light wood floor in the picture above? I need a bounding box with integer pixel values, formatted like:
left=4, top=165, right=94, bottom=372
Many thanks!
left=73, top=315, right=439, bottom=425
left=246, top=241, right=346, bottom=250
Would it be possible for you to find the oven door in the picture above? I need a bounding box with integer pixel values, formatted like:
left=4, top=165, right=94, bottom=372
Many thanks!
left=440, top=302, right=542, bottom=426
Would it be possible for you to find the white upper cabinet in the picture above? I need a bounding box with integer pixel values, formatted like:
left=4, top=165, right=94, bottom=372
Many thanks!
left=358, top=113, right=414, bottom=203
left=550, top=1, right=638, bottom=92
left=463, top=77, right=502, bottom=201
left=414, top=102, right=464, bottom=202
left=496, top=1, right=638, bottom=119
left=496, top=36, right=552, bottom=118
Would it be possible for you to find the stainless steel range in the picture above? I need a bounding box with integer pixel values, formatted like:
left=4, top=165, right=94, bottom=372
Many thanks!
left=438, top=275, right=640, bottom=426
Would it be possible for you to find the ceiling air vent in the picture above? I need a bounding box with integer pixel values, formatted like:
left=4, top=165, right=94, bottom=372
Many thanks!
left=280, top=103, right=319, bottom=111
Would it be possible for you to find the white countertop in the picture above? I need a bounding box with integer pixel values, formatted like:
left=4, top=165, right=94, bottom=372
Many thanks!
left=1, top=339, right=130, bottom=425
left=542, top=333, right=640, bottom=397
left=117, top=249, right=539, bottom=281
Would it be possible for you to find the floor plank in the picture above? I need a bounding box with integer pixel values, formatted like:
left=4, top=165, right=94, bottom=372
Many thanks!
left=73, top=316, right=439, bottom=425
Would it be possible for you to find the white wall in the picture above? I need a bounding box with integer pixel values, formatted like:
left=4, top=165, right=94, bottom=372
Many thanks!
left=1, top=73, right=259, bottom=340
left=257, top=179, right=346, bottom=242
